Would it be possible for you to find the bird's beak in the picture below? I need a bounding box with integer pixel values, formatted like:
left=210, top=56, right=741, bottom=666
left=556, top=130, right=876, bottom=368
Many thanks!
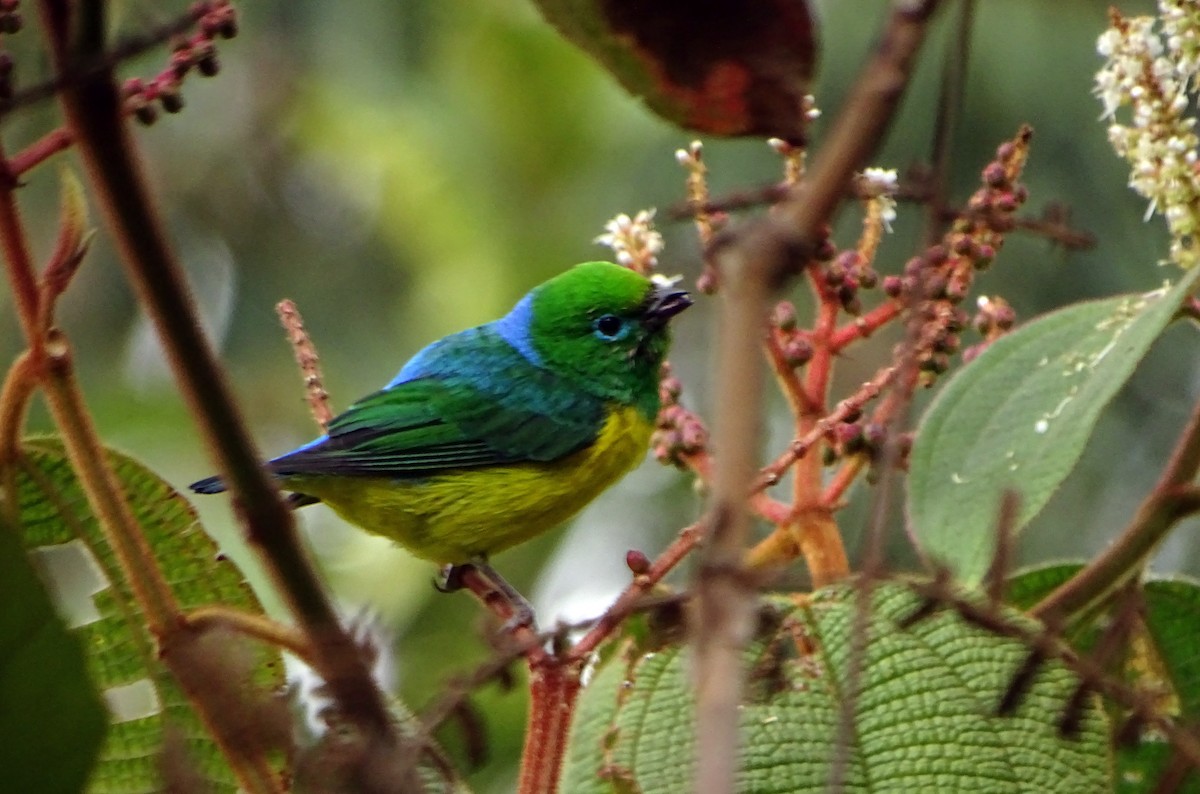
left=645, top=282, right=692, bottom=328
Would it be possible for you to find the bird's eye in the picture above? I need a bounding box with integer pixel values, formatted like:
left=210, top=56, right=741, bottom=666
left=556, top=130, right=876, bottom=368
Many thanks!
left=593, top=314, right=625, bottom=340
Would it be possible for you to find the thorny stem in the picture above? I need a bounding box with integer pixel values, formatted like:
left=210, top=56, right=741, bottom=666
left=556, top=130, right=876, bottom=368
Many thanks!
left=1032, top=394, right=1200, bottom=622
left=38, top=0, right=394, bottom=739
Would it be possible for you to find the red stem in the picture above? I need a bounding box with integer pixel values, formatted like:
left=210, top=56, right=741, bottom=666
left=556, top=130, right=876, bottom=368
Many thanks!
left=517, top=662, right=583, bottom=794
left=764, top=328, right=816, bottom=415
left=8, top=127, right=74, bottom=176
left=830, top=300, right=900, bottom=352
left=821, top=456, right=866, bottom=507
left=796, top=271, right=839, bottom=504
left=0, top=140, right=41, bottom=340
left=571, top=522, right=701, bottom=660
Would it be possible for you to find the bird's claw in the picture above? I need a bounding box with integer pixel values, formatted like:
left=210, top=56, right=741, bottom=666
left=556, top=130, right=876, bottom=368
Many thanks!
left=435, top=563, right=470, bottom=593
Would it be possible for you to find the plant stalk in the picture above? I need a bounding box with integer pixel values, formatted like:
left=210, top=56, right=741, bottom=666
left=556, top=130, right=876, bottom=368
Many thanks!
left=37, top=0, right=394, bottom=737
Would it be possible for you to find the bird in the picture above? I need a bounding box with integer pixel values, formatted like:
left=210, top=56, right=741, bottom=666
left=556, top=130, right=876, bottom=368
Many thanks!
left=190, top=261, right=691, bottom=621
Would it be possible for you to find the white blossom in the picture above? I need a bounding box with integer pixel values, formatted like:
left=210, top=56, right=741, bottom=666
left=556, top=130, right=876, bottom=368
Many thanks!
left=595, top=209, right=664, bottom=272
left=1096, top=1, right=1200, bottom=268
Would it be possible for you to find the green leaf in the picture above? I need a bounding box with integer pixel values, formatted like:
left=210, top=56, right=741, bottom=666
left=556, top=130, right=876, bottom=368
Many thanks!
left=1116, top=736, right=1200, bottom=794
left=562, top=582, right=1112, bottom=792
left=1113, top=578, right=1200, bottom=793
left=1142, top=578, right=1200, bottom=719
left=908, top=269, right=1200, bottom=585
left=11, top=437, right=285, bottom=792
left=1005, top=563, right=1085, bottom=612
left=0, top=513, right=107, bottom=794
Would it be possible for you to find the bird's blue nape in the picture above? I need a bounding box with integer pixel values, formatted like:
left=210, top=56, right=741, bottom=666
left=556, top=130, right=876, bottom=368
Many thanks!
left=384, top=292, right=542, bottom=390
left=490, top=292, right=542, bottom=366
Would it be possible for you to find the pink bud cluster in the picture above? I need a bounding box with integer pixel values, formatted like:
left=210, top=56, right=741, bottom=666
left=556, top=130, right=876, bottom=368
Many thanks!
left=823, top=249, right=880, bottom=316
left=770, top=300, right=813, bottom=368
left=823, top=417, right=913, bottom=471
left=652, top=364, right=708, bottom=468
left=122, top=0, right=238, bottom=126
left=895, top=130, right=1031, bottom=383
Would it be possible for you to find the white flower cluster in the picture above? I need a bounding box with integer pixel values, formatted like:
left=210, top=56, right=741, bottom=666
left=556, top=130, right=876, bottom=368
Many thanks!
left=860, top=167, right=899, bottom=233
left=594, top=209, right=664, bottom=272
left=1096, top=2, right=1200, bottom=268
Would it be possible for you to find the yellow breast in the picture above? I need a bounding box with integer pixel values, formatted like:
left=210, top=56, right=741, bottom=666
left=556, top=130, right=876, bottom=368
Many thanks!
left=282, top=404, right=654, bottom=563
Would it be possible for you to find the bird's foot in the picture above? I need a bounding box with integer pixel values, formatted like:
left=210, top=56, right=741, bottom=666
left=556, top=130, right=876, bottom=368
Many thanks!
left=434, top=559, right=538, bottom=633
left=435, top=563, right=469, bottom=593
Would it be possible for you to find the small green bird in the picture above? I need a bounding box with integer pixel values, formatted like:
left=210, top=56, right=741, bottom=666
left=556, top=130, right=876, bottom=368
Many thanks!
left=191, top=261, right=690, bottom=597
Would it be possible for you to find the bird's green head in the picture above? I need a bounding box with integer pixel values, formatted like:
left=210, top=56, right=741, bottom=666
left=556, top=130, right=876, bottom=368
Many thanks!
left=502, top=261, right=691, bottom=413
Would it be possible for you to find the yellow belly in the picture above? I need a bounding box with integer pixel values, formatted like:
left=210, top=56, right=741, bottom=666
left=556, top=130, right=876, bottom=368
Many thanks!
left=281, top=405, right=654, bottom=563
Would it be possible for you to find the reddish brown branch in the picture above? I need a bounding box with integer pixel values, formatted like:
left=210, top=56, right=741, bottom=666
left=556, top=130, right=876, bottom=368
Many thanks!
left=571, top=522, right=702, bottom=660
left=7, top=127, right=74, bottom=176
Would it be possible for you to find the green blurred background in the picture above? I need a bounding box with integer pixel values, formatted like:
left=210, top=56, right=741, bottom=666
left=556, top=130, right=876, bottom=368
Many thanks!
left=2, top=0, right=1188, bottom=788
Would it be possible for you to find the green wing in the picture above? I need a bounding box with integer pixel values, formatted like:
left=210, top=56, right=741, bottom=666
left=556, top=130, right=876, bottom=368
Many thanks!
left=267, top=335, right=606, bottom=479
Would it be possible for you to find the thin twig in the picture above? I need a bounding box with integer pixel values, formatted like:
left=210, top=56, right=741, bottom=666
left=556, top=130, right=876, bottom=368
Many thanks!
left=923, top=0, right=976, bottom=246
left=0, top=3, right=210, bottom=119
left=186, top=605, right=316, bottom=665
left=755, top=365, right=899, bottom=492
left=571, top=521, right=702, bottom=661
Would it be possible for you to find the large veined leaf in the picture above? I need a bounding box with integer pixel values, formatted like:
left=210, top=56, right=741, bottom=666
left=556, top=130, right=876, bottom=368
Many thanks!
left=908, top=268, right=1200, bottom=585
left=1006, top=565, right=1200, bottom=792
left=1005, top=563, right=1085, bottom=612
left=561, top=582, right=1111, bottom=792
left=10, top=437, right=285, bottom=792
left=0, top=512, right=107, bottom=794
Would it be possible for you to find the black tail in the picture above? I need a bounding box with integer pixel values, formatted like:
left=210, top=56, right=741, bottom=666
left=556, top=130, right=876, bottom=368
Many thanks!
left=189, top=475, right=321, bottom=510
left=189, top=475, right=227, bottom=494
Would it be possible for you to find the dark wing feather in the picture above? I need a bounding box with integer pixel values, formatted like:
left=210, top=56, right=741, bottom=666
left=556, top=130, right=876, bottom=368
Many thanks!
left=266, top=329, right=606, bottom=480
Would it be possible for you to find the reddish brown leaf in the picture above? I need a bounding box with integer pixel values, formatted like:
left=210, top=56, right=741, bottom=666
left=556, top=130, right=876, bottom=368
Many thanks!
left=536, top=0, right=818, bottom=139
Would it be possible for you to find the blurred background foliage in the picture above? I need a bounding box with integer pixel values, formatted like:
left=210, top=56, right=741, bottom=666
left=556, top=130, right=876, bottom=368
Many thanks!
left=1, top=0, right=1188, bottom=788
